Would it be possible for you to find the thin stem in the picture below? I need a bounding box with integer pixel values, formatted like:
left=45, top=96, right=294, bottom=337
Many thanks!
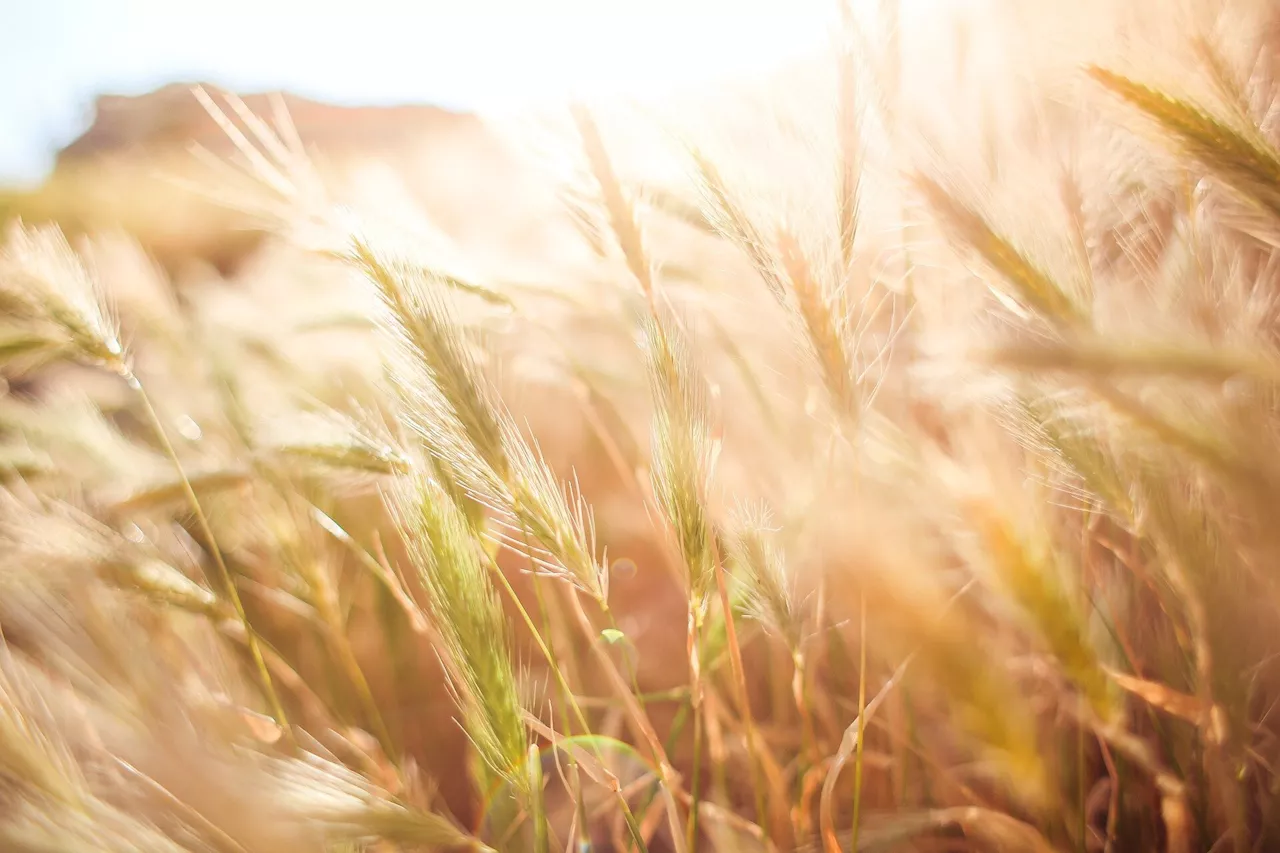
left=850, top=590, right=868, bottom=852
left=563, top=590, right=688, bottom=853
left=124, top=368, right=290, bottom=736
left=635, top=691, right=693, bottom=837
left=527, top=743, right=549, bottom=853
left=686, top=698, right=704, bottom=852
left=793, top=650, right=820, bottom=765
left=526, top=543, right=590, bottom=853
left=482, top=555, right=649, bottom=853
left=709, top=540, right=774, bottom=846
left=684, top=600, right=704, bottom=851
left=311, top=561, right=397, bottom=759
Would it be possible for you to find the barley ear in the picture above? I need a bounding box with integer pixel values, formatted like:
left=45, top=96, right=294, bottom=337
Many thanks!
left=386, top=466, right=529, bottom=799
left=913, top=176, right=1085, bottom=329
left=1088, top=66, right=1280, bottom=221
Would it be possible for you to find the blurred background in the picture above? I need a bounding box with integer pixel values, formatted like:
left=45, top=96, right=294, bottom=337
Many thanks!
left=0, top=0, right=871, bottom=289
left=1, top=0, right=835, bottom=185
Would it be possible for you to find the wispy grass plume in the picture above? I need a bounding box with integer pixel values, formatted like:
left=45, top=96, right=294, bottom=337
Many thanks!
left=641, top=307, right=716, bottom=604
left=724, top=504, right=800, bottom=653
left=387, top=463, right=529, bottom=797
left=1089, top=66, right=1280, bottom=221
left=353, top=239, right=605, bottom=599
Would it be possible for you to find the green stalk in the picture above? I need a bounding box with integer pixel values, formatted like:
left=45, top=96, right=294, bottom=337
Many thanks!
left=527, top=743, right=548, bottom=853
left=710, top=550, right=771, bottom=844
left=686, top=694, right=704, bottom=852
left=526, top=547, right=590, bottom=853
left=482, top=555, right=648, bottom=853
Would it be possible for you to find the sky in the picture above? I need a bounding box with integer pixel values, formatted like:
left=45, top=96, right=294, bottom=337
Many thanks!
left=0, top=0, right=837, bottom=186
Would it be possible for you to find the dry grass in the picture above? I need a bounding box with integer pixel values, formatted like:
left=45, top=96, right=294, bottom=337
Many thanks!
left=4, top=0, right=1280, bottom=851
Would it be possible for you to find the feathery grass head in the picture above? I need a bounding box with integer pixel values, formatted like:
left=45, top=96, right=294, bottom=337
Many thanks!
left=352, top=238, right=509, bottom=485
left=954, top=481, right=1119, bottom=724
left=491, top=420, right=605, bottom=597
left=571, top=105, right=655, bottom=302
left=688, top=145, right=790, bottom=305
left=265, top=751, right=488, bottom=850
left=1088, top=66, right=1280, bottom=221
left=776, top=224, right=860, bottom=420
left=0, top=222, right=125, bottom=370
left=355, top=238, right=606, bottom=598
left=265, top=405, right=411, bottom=479
left=725, top=504, right=800, bottom=653
left=913, top=174, right=1086, bottom=329
left=0, top=490, right=221, bottom=619
left=836, top=0, right=864, bottom=272
left=387, top=462, right=528, bottom=796
left=641, top=305, right=717, bottom=601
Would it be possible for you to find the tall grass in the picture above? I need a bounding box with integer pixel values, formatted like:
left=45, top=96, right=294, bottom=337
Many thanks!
left=3, top=1, right=1280, bottom=851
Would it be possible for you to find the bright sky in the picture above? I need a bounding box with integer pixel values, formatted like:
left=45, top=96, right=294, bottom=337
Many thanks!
left=0, top=0, right=838, bottom=186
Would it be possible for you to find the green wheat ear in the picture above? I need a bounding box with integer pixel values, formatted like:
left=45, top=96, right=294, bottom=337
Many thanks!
left=724, top=505, right=800, bottom=653
left=354, top=238, right=606, bottom=600
left=641, top=306, right=716, bottom=604
left=387, top=463, right=529, bottom=799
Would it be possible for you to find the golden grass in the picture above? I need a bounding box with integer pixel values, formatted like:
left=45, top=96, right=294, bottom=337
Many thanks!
left=4, top=1, right=1280, bottom=851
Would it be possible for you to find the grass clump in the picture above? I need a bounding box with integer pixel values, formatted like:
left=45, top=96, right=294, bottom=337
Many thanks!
left=6, top=2, right=1280, bottom=852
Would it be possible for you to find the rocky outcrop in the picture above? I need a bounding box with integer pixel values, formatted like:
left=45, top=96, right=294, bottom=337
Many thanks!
left=4, top=83, right=538, bottom=280
left=56, top=83, right=487, bottom=165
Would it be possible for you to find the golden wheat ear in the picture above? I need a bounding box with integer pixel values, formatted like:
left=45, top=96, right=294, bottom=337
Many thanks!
left=776, top=224, right=860, bottom=420
left=571, top=104, right=656, bottom=304
left=686, top=145, right=790, bottom=306
left=0, top=223, right=125, bottom=372
left=1088, top=66, right=1280, bottom=221
left=641, top=305, right=716, bottom=603
left=912, top=174, right=1086, bottom=330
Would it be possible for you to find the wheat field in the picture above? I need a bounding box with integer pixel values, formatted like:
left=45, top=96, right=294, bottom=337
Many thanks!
left=3, top=0, right=1280, bottom=851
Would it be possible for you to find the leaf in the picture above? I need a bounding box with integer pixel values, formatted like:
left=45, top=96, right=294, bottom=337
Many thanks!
left=601, top=628, right=626, bottom=645
left=103, top=468, right=253, bottom=517
left=983, top=338, right=1280, bottom=386
left=0, top=445, right=55, bottom=482
left=1103, top=666, right=1201, bottom=723
left=0, top=329, right=66, bottom=371
left=239, top=709, right=284, bottom=744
